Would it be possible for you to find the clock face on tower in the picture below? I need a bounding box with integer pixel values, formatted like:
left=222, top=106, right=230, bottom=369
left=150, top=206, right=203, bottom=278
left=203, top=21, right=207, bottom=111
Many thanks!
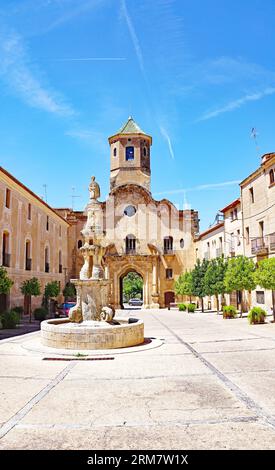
left=124, top=205, right=136, bottom=217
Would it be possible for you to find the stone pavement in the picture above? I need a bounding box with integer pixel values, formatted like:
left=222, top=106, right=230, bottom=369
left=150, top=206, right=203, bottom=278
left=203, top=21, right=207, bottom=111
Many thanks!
left=0, top=308, right=275, bottom=450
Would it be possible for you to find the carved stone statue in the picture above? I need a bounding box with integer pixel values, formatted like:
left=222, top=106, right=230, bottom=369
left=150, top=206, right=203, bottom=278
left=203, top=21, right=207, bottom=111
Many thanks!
left=89, top=176, right=100, bottom=201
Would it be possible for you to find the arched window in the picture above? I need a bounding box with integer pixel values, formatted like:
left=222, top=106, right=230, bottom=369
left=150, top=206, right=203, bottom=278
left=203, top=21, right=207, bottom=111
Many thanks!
left=126, top=146, right=134, bottom=161
left=269, top=169, right=274, bottom=185
left=59, top=250, right=62, bottom=273
left=143, top=147, right=147, bottom=157
left=113, top=147, right=117, bottom=157
left=163, top=236, right=173, bottom=254
left=126, top=234, right=136, bottom=254
left=2, top=232, right=10, bottom=267
left=77, top=240, right=83, bottom=249
left=25, top=240, right=31, bottom=270
left=180, top=238, right=184, bottom=248
left=45, top=246, right=49, bottom=272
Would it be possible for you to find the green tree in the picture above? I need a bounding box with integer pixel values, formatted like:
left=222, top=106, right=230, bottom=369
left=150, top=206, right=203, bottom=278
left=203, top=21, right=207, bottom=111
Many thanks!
left=191, top=258, right=209, bottom=312
left=254, top=257, right=275, bottom=321
left=44, top=281, right=60, bottom=313
left=20, top=277, right=41, bottom=323
left=0, top=266, right=13, bottom=295
left=123, top=272, right=143, bottom=302
left=203, top=257, right=228, bottom=313
left=63, top=282, right=76, bottom=300
left=174, top=272, right=193, bottom=302
left=224, top=256, right=256, bottom=316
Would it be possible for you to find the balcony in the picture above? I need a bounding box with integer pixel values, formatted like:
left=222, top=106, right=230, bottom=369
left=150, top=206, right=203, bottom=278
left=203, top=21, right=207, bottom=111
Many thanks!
left=45, top=262, right=50, bottom=273
left=229, top=244, right=235, bottom=257
left=125, top=248, right=136, bottom=255
left=163, top=248, right=174, bottom=255
left=25, top=258, right=32, bottom=271
left=251, top=237, right=268, bottom=255
left=270, top=233, right=275, bottom=252
left=2, top=253, right=11, bottom=267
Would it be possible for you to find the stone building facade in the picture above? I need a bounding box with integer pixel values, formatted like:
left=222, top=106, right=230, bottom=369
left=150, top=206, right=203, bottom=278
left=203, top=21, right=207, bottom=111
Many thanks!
left=0, top=167, right=69, bottom=311
left=59, top=117, right=199, bottom=309
left=194, top=153, right=275, bottom=313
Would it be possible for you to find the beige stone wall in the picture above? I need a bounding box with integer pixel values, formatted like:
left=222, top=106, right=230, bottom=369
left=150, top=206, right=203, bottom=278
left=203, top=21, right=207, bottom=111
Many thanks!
left=0, top=169, right=69, bottom=310
left=223, top=203, right=243, bottom=257
left=241, top=153, right=275, bottom=312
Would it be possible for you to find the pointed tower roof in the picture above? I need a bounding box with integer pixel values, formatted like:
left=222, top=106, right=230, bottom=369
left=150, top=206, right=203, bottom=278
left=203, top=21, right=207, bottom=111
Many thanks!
left=108, top=116, right=152, bottom=143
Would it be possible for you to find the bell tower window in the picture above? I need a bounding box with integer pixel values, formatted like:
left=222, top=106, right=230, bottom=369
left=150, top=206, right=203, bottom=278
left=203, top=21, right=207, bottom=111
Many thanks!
left=126, top=146, right=134, bottom=161
left=113, top=147, right=117, bottom=157
left=143, top=147, right=147, bottom=157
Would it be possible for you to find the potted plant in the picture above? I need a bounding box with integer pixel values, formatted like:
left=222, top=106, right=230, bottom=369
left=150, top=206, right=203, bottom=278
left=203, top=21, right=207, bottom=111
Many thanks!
left=248, top=307, right=267, bottom=325
left=223, top=305, right=238, bottom=319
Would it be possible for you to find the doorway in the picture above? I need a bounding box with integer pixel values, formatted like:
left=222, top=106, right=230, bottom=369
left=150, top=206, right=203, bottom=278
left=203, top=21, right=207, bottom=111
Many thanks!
left=164, top=291, right=175, bottom=308
left=119, top=271, right=143, bottom=309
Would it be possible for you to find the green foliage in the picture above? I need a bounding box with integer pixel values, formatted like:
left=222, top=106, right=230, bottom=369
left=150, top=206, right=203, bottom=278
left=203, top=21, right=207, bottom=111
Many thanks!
left=178, top=303, right=187, bottom=311
left=191, top=259, right=209, bottom=299
left=204, top=257, right=228, bottom=297
left=223, top=305, right=237, bottom=319
left=0, top=310, right=20, bottom=329
left=44, top=281, right=60, bottom=299
left=254, top=258, right=275, bottom=290
left=174, top=272, right=193, bottom=298
left=123, top=272, right=143, bottom=302
left=12, top=306, right=24, bottom=316
left=187, top=303, right=196, bottom=313
left=224, top=256, right=256, bottom=293
left=20, top=277, right=41, bottom=296
left=63, top=282, right=76, bottom=300
left=0, top=266, right=13, bottom=295
left=33, top=307, right=48, bottom=321
left=248, top=307, right=267, bottom=325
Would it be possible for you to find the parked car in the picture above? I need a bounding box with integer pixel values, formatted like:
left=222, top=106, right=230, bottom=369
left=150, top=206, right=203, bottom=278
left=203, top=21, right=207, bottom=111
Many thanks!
left=55, top=302, right=76, bottom=317
left=128, top=298, right=143, bottom=306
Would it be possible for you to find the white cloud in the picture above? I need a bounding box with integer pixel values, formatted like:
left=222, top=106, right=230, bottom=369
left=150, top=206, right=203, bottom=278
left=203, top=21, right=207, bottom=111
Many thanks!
left=0, top=29, right=75, bottom=116
left=154, top=180, right=241, bottom=196
left=197, top=87, right=275, bottom=121
left=159, top=126, right=175, bottom=159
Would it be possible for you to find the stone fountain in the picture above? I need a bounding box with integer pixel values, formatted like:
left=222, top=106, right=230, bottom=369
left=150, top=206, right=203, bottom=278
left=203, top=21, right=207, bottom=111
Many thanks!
left=40, top=176, right=144, bottom=350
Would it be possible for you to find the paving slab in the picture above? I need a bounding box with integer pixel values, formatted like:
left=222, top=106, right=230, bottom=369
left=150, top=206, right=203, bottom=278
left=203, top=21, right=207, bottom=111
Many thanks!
left=1, top=308, right=275, bottom=450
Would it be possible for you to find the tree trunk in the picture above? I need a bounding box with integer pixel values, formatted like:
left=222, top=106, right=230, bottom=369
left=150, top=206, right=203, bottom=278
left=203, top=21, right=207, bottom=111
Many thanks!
left=29, top=296, right=32, bottom=323
left=216, top=294, right=219, bottom=314
left=201, top=297, right=204, bottom=312
left=240, top=290, right=244, bottom=318
left=272, top=290, right=275, bottom=322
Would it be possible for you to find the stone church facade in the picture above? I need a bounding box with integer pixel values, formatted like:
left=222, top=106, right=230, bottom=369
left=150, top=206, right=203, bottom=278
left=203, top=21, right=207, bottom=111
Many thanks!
left=56, top=117, right=199, bottom=309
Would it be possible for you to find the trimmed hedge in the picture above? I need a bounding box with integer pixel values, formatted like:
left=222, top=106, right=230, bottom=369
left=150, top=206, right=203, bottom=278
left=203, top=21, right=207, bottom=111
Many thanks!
left=178, top=303, right=187, bottom=311
left=0, top=310, right=20, bottom=329
left=187, top=303, right=196, bottom=313
left=33, top=307, right=48, bottom=321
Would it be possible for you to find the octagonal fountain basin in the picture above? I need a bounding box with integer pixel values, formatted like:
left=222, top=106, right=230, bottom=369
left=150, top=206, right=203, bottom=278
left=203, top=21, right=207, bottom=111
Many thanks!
left=40, top=317, right=144, bottom=350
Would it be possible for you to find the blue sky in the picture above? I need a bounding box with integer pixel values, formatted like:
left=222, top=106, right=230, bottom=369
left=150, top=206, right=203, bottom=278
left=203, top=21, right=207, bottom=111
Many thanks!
left=0, top=0, right=275, bottom=230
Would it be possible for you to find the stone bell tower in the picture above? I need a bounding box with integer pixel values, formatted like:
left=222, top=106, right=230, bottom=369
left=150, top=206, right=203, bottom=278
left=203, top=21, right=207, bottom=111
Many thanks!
left=108, top=116, right=152, bottom=192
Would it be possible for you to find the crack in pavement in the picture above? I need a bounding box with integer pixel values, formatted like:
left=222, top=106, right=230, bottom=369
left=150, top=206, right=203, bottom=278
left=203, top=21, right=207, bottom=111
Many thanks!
left=151, top=313, right=275, bottom=431
left=0, top=361, right=76, bottom=440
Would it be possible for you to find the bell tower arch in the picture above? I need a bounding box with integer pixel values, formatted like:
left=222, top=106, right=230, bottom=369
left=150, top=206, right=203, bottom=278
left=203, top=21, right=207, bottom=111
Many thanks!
left=108, top=116, right=152, bottom=192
